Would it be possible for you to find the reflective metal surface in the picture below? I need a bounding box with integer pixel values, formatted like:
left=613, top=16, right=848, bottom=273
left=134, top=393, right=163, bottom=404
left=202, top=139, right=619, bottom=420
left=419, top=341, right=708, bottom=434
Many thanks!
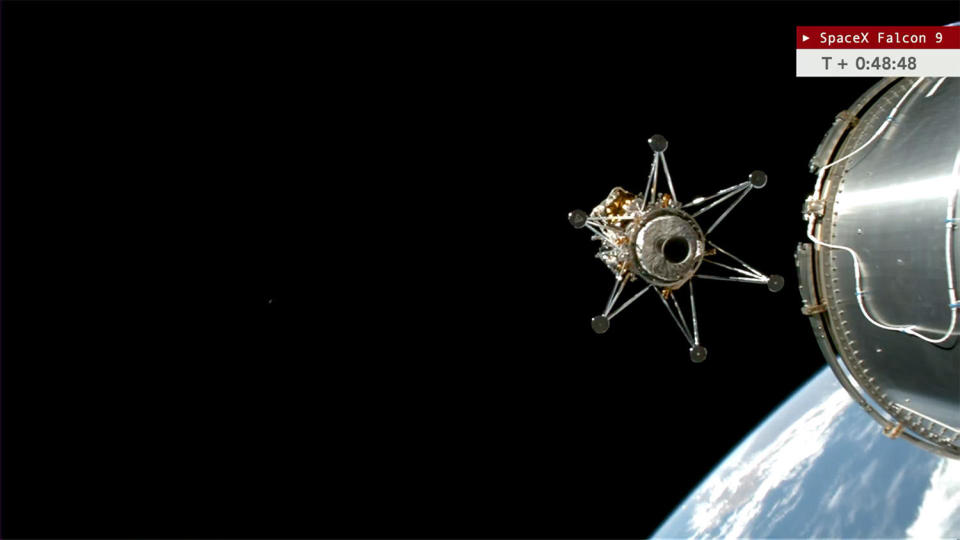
left=800, top=77, right=960, bottom=457
left=631, top=208, right=705, bottom=288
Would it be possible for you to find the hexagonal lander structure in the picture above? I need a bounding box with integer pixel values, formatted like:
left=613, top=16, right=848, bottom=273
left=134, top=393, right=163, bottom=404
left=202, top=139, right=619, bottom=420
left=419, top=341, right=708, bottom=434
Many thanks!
left=569, top=135, right=783, bottom=362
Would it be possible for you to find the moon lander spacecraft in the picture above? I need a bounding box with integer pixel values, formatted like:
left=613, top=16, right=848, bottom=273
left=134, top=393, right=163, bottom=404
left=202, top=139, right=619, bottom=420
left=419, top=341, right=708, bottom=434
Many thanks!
left=798, top=76, right=959, bottom=459
left=568, top=135, right=784, bottom=363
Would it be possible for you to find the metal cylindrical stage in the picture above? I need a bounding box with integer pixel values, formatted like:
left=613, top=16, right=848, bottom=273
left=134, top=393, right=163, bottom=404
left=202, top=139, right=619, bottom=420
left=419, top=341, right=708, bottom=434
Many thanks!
left=799, top=77, right=960, bottom=458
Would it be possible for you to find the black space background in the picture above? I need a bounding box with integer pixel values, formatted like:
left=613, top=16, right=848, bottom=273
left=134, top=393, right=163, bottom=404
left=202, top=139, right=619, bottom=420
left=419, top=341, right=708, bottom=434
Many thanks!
left=2, top=1, right=958, bottom=538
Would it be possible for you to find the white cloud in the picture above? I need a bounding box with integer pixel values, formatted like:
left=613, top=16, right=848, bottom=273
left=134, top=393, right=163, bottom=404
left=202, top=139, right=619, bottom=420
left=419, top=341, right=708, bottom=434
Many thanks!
left=858, top=458, right=880, bottom=489
left=884, top=467, right=907, bottom=504
left=688, top=388, right=852, bottom=538
left=826, top=484, right=845, bottom=511
left=906, top=457, right=960, bottom=539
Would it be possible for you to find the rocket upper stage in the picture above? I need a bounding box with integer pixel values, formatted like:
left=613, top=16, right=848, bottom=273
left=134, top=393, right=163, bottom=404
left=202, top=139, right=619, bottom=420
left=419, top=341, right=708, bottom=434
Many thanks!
left=799, top=76, right=960, bottom=459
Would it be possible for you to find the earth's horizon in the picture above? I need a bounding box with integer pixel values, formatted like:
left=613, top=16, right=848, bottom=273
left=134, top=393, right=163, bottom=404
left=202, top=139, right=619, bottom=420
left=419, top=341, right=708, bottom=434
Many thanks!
left=653, top=367, right=960, bottom=539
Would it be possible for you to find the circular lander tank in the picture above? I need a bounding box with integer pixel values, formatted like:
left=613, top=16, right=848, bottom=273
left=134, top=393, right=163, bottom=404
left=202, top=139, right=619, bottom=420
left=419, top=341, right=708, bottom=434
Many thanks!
left=798, top=77, right=960, bottom=459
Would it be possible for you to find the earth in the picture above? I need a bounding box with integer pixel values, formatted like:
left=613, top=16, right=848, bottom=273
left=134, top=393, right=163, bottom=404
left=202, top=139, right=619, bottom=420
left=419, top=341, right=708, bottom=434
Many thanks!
left=653, top=367, right=960, bottom=539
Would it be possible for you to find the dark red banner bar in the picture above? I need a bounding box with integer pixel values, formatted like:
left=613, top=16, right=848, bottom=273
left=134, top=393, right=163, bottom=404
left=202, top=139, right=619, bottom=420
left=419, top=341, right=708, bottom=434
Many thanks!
left=797, top=26, right=960, bottom=49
